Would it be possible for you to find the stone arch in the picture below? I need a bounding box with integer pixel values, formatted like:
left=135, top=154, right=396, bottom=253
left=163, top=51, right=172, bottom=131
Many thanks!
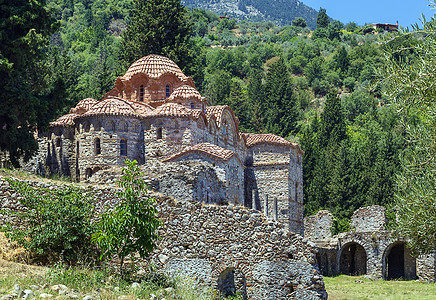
left=106, top=120, right=115, bottom=132
left=217, top=267, right=247, bottom=300
left=339, top=242, right=367, bottom=275
left=83, top=121, right=90, bottom=133
left=119, top=120, right=129, bottom=132
left=383, top=241, right=416, bottom=280
left=94, top=121, right=102, bottom=131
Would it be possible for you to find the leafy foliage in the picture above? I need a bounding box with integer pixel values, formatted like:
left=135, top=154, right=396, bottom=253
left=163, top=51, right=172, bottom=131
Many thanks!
left=93, top=160, right=162, bottom=273
left=1, top=179, right=96, bottom=264
left=121, top=0, right=193, bottom=72
left=0, top=0, right=59, bottom=166
left=378, top=13, right=436, bottom=254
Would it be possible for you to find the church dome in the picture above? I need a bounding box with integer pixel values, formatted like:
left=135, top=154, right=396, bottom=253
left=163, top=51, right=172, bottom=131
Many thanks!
left=167, top=85, right=205, bottom=102
left=70, top=98, right=98, bottom=114
left=122, top=54, right=188, bottom=81
left=82, top=97, right=136, bottom=117
left=50, top=113, right=78, bottom=127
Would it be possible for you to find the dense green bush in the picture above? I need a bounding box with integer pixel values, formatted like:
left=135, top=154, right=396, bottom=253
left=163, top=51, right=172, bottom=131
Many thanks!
left=1, top=179, right=96, bottom=264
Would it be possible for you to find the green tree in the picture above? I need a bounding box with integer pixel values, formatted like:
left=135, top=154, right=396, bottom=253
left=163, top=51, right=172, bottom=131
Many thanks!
left=292, top=17, right=307, bottom=28
left=1, top=179, right=96, bottom=264
left=120, top=0, right=193, bottom=72
left=93, top=159, right=162, bottom=274
left=0, top=0, right=58, bottom=166
left=379, top=15, right=436, bottom=254
left=316, top=7, right=329, bottom=28
left=264, top=57, right=298, bottom=136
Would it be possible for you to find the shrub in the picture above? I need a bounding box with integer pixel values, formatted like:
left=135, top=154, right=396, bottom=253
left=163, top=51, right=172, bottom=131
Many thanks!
left=92, top=160, right=162, bottom=275
left=1, top=179, right=96, bottom=264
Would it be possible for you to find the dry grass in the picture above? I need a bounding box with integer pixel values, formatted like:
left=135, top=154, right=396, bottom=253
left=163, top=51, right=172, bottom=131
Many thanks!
left=0, top=232, right=33, bottom=263
left=324, top=275, right=436, bottom=300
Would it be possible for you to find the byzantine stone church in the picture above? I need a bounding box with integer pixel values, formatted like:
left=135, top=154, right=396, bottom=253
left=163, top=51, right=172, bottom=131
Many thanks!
left=27, top=54, right=304, bottom=233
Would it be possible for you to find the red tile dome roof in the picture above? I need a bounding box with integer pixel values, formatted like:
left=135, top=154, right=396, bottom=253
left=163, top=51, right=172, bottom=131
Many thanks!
left=130, top=101, right=154, bottom=115
left=50, top=113, right=78, bottom=127
left=122, top=54, right=188, bottom=81
left=82, top=97, right=137, bottom=117
left=167, top=85, right=205, bottom=102
left=71, top=98, right=98, bottom=114
left=144, top=103, right=203, bottom=119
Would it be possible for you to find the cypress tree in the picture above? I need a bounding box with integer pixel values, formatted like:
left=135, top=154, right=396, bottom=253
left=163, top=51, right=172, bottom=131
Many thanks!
left=120, top=0, right=193, bottom=71
left=316, top=8, right=330, bottom=29
left=264, top=57, right=298, bottom=137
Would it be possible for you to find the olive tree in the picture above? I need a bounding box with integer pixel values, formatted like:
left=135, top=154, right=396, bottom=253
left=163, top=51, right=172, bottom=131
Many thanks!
left=378, top=12, right=436, bottom=254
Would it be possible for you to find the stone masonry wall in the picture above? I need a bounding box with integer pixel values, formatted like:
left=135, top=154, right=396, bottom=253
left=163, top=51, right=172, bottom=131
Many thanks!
left=245, top=144, right=303, bottom=235
left=304, top=210, right=333, bottom=241
left=0, top=175, right=327, bottom=299
left=350, top=205, right=386, bottom=232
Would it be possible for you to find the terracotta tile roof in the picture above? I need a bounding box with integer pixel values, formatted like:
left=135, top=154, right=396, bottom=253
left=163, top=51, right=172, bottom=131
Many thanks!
left=242, top=133, right=304, bottom=153
left=163, top=143, right=236, bottom=162
left=130, top=102, right=154, bottom=115
left=50, top=113, right=78, bottom=127
left=122, top=54, right=188, bottom=81
left=81, top=96, right=137, bottom=117
left=71, top=98, right=98, bottom=114
left=167, top=85, right=205, bottom=103
left=144, top=103, right=203, bottom=119
left=206, top=105, right=240, bottom=127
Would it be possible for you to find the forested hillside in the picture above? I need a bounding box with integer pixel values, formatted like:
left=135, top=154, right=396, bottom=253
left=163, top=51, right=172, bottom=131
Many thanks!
left=3, top=0, right=416, bottom=232
left=182, top=0, right=319, bottom=28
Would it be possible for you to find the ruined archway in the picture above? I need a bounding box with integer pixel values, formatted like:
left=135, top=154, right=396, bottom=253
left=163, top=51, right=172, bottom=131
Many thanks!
left=384, top=242, right=416, bottom=280
left=217, top=267, right=247, bottom=300
left=339, top=242, right=367, bottom=275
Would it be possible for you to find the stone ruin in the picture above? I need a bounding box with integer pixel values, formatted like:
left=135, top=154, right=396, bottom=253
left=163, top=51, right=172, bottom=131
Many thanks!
left=304, top=205, right=436, bottom=282
left=0, top=176, right=327, bottom=300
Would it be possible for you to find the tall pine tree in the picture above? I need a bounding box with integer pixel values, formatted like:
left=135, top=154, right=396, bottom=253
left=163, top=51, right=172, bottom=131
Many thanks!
left=0, top=0, right=58, bottom=166
left=264, top=57, right=298, bottom=137
left=121, top=0, right=193, bottom=72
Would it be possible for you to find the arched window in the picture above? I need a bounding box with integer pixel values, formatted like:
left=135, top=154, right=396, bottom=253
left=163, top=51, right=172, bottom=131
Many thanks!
left=107, top=120, right=115, bottom=132
left=120, top=139, right=127, bottom=156
left=95, top=138, right=101, bottom=155
left=119, top=121, right=128, bottom=132
left=139, top=85, right=144, bottom=102
left=94, top=121, right=101, bottom=131
left=190, top=102, right=195, bottom=109
left=156, top=127, right=163, bottom=139
left=165, top=85, right=171, bottom=97
left=56, top=138, right=62, bottom=147
left=83, top=122, right=90, bottom=132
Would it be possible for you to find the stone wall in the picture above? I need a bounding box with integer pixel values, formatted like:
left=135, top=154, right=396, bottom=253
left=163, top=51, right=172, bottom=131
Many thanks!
left=304, top=206, right=436, bottom=282
left=0, top=175, right=327, bottom=299
left=350, top=205, right=386, bottom=232
left=304, top=210, right=333, bottom=241
left=245, top=144, right=303, bottom=235
left=168, top=153, right=244, bottom=205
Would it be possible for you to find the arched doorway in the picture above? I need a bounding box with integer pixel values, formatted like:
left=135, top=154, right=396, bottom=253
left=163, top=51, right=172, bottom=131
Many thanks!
left=339, top=242, right=367, bottom=275
left=384, top=242, right=416, bottom=280
left=217, top=267, right=247, bottom=299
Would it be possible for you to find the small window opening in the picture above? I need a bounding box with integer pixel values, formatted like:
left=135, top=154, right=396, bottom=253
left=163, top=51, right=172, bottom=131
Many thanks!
left=120, top=139, right=127, bottom=156
left=139, top=85, right=144, bottom=102
left=156, top=127, right=163, bottom=139
left=95, top=138, right=101, bottom=155
left=56, top=138, right=61, bottom=147
left=190, top=102, right=195, bottom=109
left=165, top=85, right=171, bottom=97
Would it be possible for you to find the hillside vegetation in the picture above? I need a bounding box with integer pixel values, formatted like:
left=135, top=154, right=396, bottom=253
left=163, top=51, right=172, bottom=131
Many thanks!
left=182, top=0, right=319, bottom=28
left=3, top=0, right=428, bottom=232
